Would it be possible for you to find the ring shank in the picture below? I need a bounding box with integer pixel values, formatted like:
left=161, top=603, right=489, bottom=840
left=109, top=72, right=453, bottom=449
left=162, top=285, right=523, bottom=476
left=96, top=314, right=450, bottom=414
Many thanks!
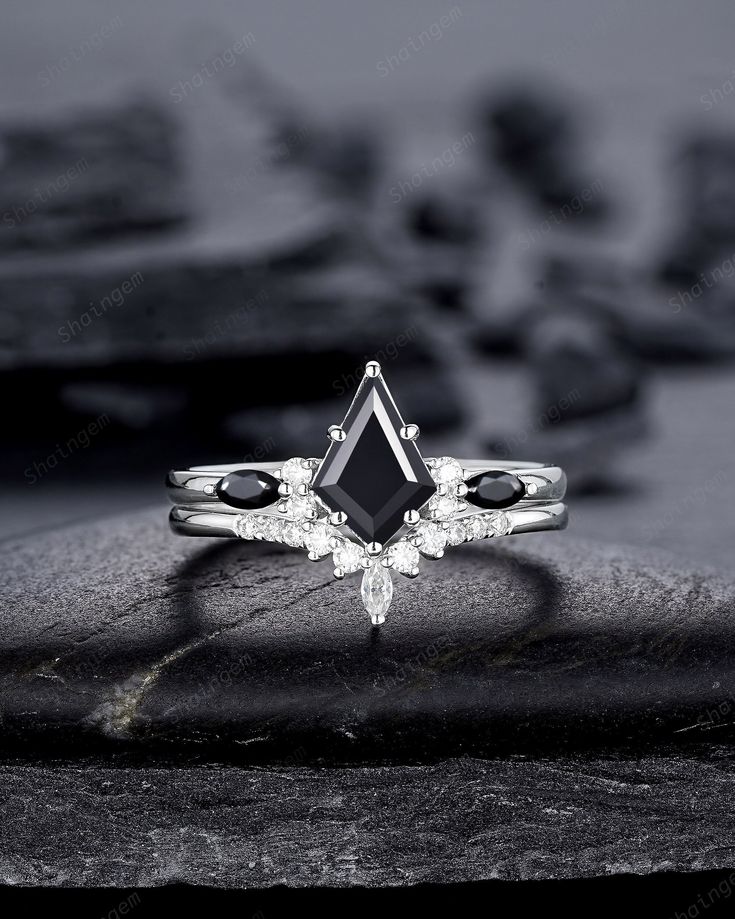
left=167, top=460, right=567, bottom=506
left=169, top=501, right=569, bottom=540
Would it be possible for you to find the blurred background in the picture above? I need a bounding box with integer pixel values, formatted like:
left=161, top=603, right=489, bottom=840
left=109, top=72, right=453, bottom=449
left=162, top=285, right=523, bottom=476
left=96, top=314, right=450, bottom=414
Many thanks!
left=2, top=0, right=734, bottom=571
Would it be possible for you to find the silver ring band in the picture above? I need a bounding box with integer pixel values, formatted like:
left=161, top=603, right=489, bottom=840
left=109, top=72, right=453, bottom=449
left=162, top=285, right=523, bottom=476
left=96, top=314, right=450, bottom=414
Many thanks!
left=167, top=460, right=566, bottom=506
left=165, top=361, right=569, bottom=625
left=169, top=500, right=568, bottom=539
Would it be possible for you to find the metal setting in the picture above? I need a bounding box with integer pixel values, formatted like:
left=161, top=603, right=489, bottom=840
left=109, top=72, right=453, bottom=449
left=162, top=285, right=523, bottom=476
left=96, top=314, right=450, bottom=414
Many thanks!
left=167, top=365, right=568, bottom=625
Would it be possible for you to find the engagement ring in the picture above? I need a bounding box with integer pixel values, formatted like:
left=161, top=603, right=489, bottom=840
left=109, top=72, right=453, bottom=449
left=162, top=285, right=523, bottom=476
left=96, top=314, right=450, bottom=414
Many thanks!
left=167, top=362, right=568, bottom=625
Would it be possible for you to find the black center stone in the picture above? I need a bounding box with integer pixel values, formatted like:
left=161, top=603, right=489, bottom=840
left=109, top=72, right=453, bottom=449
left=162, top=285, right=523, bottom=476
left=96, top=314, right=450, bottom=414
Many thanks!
left=216, top=469, right=280, bottom=510
left=312, top=375, right=436, bottom=544
left=466, top=470, right=525, bottom=509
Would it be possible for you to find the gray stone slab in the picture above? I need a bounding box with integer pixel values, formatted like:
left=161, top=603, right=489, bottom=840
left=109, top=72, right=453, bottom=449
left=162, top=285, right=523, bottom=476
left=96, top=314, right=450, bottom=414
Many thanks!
left=0, top=753, right=733, bottom=886
left=2, top=508, right=734, bottom=886
left=2, top=508, right=734, bottom=754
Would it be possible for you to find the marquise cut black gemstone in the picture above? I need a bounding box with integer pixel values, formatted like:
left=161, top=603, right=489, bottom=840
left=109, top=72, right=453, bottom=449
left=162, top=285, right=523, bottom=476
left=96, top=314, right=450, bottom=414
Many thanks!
left=312, top=374, right=436, bottom=544
left=466, top=470, right=525, bottom=509
left=216, top=469, right=280, bottom=510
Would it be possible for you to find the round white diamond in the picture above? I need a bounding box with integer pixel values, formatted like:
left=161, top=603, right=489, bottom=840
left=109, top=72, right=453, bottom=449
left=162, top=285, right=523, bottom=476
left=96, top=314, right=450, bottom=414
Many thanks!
left=236, top=515, right=258, bottom=539
left=304, top=522, right=335, bottom=557
left=468, top=516, right=488, bottom=541
left=487, top=511, right=512, bottom=537
left=258, top=516, right=281, bottom=542
left=388, top=540, right=420, bottom=574
left=285, top=493, right=317, bottom=519
left=430, top=457, right=464, bottom=486
left=282, top=522, right=304, bottom=547
left=333, top=539, right=363, bottom=574
left=415, top=522, right=446, bottom=557
left=446, top=521, right=467, bottom=545
left=280, top=457, right=313, bottom=486
left=426, top=492, right=463, bottom=520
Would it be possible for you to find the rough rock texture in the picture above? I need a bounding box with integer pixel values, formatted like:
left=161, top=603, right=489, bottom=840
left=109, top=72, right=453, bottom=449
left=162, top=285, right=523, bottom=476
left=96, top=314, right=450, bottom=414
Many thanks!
left=1, top=753, right=734, bottom=887
left=0, top=99, right=186, bottom=251
left=2, top=508, right=735, bottom=885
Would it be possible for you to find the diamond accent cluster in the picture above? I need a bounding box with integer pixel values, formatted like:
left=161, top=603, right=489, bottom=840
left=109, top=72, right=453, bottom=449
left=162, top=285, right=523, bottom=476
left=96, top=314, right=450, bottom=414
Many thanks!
left=234, top=449, right=515, bottom=625
left=229, top=374, right=522, bottom=626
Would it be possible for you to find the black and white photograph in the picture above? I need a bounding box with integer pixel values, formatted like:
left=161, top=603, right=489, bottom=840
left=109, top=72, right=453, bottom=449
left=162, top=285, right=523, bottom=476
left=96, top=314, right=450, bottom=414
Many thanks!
left=2, top=0, right=735, bottom=913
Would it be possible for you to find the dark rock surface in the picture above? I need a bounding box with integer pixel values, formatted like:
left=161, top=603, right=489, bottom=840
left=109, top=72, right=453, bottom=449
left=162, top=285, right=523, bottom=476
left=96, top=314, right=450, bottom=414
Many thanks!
left=1, top=752, right=734, bottom=887
left=3, top=507, right=735, bottom=755
left=2, top=508, right=735, bottom=884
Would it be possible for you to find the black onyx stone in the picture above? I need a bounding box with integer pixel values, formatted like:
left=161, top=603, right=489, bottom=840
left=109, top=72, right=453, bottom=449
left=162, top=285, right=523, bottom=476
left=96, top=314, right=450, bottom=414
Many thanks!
left=215, top=469, right=279, bottom=510
left=466, top=471, right=525, bottom=509
left=312, top=374, right=436, bottom=544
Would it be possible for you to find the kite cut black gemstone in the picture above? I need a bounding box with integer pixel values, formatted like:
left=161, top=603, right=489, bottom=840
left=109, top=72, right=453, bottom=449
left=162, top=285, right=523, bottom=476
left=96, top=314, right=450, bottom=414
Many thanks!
left=312, top=375, right=436, bottom=545
left=466, top=471, right=525, bottom=509
left=216, top=469, right=280, bottom=510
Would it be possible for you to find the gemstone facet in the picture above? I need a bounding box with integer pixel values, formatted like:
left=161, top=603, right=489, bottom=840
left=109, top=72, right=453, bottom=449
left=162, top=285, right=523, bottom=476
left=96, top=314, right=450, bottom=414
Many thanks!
left=361, top=563, right=393, bottom=624
left=312, top=374, right=436, bottom=544
left=216, top=469, right=280, bottom=510
left=414, top=521, right=447, bottom=557
left=387, top=540, right=420, bottom=575
left=466, top=471, right=525, bottom=509
left=304, top=522, right=335, bottom=557
left=430, top=457, right=464, bottom=486
left=446, top=520, right=467, bottom=545
left=333, top=539, right=364, bottom=574
left=285, top=493, right=318, bottom=519
left=487, top=510, right=513, bottom=536
left=280, top=457, right=313, bottom=486
left=425, top=492, right=465, bottom=520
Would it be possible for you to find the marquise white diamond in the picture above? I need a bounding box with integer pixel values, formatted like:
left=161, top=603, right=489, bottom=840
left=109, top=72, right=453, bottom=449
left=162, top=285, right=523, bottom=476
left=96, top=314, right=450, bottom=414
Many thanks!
left=361, top=563, right=393, bottom=624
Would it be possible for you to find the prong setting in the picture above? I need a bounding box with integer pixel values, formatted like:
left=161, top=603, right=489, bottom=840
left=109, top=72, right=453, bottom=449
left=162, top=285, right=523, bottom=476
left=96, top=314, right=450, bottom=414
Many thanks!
left=170, top=340, right=567, bottom=627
